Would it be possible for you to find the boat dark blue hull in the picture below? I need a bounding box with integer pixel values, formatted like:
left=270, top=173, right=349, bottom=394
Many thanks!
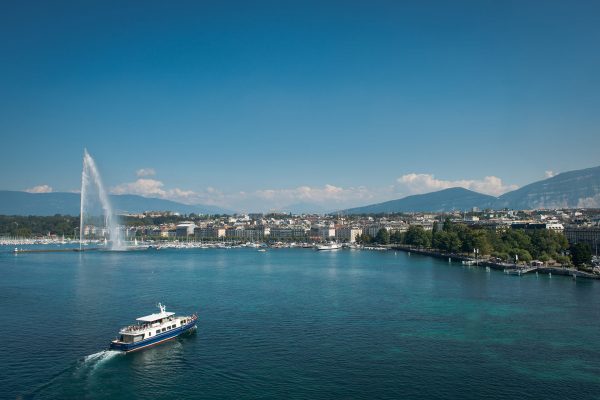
left=110, top=318, right=197, bottom=353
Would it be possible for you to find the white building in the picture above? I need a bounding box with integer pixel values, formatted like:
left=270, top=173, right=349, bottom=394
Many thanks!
left=176, top=222, right=197, bottom=237
left=311, top=224, right=335, bottom=240
left=269, top=227, right=308, bottom=240
left=335, top=227, right=362, bottom=243
left=225, top=226, right=270, bottom=241
left=195, top=227, right=226, bottom=239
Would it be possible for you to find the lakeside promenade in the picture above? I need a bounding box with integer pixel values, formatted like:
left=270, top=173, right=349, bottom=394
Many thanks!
left=390, top=244, right=600, bottom=280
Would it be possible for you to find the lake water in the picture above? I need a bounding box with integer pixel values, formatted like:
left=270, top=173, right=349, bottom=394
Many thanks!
left=1, top=247, right=599, bottom=399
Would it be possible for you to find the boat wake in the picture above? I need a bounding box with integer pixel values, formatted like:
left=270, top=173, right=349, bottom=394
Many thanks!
left=82, top=350, right=123, bottom=371
left=24, top=350, right=123, bottom=399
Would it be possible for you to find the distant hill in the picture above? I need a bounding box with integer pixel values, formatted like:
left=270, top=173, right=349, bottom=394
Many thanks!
left=342, top=187, right=497, bottom=214
left=342, top=165, right=600, bottom=213
left=279, top=202, right=331, bottom=215
left=496, top=166, right=600, bottom=209
left=4, top=165, right=600, bottom=216
left=0, top=191, right=230, bottom=216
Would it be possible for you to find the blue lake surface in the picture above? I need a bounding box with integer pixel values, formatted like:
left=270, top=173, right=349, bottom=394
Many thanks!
left=1, top=247, right=599, bottom=399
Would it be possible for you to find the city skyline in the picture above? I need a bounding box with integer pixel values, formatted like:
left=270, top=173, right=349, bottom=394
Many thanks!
left=2, top=1, right=599, bottom=211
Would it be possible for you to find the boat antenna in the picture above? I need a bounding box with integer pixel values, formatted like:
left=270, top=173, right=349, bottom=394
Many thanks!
left=158, top=302, right=166, bottom=313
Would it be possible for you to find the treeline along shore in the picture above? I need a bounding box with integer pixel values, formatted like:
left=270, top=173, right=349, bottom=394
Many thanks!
left=1, top=214, right=596, bottom=275
left=389, top=244, right=599, bottom=280
left=358, top=218, right=595, bottom=274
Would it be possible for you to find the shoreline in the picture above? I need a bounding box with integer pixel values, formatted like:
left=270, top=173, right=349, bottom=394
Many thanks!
left=390, top=244, right=599, bottom=280
left=4, top=241, right=598, bottom=280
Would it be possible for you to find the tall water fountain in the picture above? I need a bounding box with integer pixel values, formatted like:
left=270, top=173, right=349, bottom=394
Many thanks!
left=79, top=149, right=124, bottom=251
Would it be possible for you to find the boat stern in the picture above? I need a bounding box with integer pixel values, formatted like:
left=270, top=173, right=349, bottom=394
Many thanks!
left=109, top=340, right=127, bottom=352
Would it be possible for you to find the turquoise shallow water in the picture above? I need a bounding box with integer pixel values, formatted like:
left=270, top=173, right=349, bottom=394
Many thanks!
left=1, top=247, right=599, bottom=399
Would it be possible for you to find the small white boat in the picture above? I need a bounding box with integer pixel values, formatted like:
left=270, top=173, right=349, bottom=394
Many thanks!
left=316, top=243, right=342, bottom=251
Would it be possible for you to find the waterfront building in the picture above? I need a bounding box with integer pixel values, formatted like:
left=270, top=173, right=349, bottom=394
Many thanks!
left=335, top=227, right=362, bottom=243
left=511, top=222, right=564, bottom=232
left=270, top=227, right=308, bottom=240
left=225, top=226, right=270, bottom=241
left=564, top=226, right=600, bottom=255
left=362, top=225, right=386, bottom=237
left=194, top=227, right=226, bottom=239
left=175, top=222, right=197, bottom=237
left=310, top=224, right=335, bottom=240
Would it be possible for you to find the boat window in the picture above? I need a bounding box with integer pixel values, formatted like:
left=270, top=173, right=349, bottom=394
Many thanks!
left=156, top=330, right=160, bottom=334
left=162, top=328, right=166, bottom=332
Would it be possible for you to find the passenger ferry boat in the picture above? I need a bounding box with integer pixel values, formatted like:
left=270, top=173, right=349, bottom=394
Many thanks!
left=315, top=242, right=342, bottom=251
left=109, top=303, right=197, bottom=353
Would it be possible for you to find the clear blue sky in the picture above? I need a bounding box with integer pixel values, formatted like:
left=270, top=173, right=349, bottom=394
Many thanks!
left=1, top=0, right=599, bottom=211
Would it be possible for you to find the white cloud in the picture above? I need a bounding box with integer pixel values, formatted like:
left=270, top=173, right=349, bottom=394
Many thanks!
left=395, top=173, right=518, bottom=197
left=545, top=170, right=556, bottom=178
left=136, top=168, right=156, bottom=177
left=577, top=194, right=600, bottom=208
left=25, top=184, right=53, bottom=193
left=253, top=185, right=374, bottom=208
left=110, top=179, right=376, bottom=211
left=111, top=179, right=197, bottom=204
left=111, top=173, right=519, bottom=212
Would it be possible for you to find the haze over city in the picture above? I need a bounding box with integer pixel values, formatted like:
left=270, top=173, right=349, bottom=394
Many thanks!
left=1, top=1, right=599, bottom=212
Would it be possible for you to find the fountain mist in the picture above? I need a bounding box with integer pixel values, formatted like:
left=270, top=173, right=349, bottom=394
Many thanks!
left=79, top=149, right=124, bottom=250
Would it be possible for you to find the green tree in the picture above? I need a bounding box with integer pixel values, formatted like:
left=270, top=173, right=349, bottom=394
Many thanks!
left=571, top=243, right=592, bottom=267
left=529, top=229, right=568, bottom=259
left=390, top=231, right=403, bottom=244
left=375, top=228, right=390, bottom=245
left=404, top=226, right=431, bottom=248
left=433, top=231, right=462, bottom=253
left=460, top=229, right=492, bottom=255
left=555, top=254, right=571, bottom=266
left=442, top=217, right=455, bottom=233
left=357, top=233, right=373, bottom=244
left=510, top=248, right=532, bottom=264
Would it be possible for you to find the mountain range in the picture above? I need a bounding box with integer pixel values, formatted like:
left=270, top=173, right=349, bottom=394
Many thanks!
left=341, top=165, right=600, bottom=214
left=2, top=166, right=599, bottom=216
left=0, top=191, right=230, bottom=216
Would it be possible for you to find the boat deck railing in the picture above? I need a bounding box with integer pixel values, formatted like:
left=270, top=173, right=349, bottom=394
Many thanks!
left=120, top=316, right=193, bottom=333
left=121, top=324, right=152, bottom=333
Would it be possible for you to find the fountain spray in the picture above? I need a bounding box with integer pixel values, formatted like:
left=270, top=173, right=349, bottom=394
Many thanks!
left=79, top=149, right=124, bottom=250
